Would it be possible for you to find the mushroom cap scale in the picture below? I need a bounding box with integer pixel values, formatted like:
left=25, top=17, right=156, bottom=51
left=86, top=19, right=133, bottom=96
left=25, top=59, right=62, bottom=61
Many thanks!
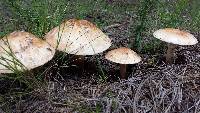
left=44, top=19, right=111, bottom=55
left=105, top=47, right=141, bottom=64
left=0, top=31, right=55, bottom=73
left=153, top=28, right=198, bottom=45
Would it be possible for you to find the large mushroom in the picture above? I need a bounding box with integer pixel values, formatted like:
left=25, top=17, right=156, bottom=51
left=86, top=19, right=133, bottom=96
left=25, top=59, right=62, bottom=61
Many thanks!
left=153, top=28, right=198, bottom=64
left=0, top=31, right=55, bottom=73
left=105, top=47, right=141, bottom=79
left=44, top=19, right=111, bottom=68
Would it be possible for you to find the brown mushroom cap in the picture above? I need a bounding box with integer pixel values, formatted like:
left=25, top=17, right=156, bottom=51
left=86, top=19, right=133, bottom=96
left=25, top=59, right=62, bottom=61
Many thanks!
left=0, top=31, right=55, bottom=73
left=44, top=19, right=111, bottom=55
left=105, top=47, right=141, bottom=64
left=153, top=28, right=198, bottom=45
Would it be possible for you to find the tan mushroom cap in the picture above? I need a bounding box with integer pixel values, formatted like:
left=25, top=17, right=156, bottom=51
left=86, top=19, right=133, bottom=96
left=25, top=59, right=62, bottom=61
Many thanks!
left=105, top=47, right=141, bottom=64
left=0, top=31, right=55, bottom=73
left=44, top=19, right=111, bottom=55
left=153, top=28, right=198, bottom=45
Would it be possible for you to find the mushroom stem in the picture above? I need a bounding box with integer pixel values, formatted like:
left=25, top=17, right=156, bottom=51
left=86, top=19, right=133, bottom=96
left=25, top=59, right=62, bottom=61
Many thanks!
left=79, top=55, right=85, bottom=70
left=165, top=43, right=177, bottom=64
left=120, top=64, right=127, bottom=79
left=74, top=55, right=84, bottom=71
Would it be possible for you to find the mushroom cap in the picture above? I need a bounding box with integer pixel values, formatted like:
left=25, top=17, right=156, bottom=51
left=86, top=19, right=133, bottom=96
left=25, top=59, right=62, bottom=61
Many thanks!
left=153, top=28, right=198, bottom=45
left=105, top=47, right=141, bottom=64
left=44, top=19, right=111, bottom=55
left=0, top=31, right=55, bottom=73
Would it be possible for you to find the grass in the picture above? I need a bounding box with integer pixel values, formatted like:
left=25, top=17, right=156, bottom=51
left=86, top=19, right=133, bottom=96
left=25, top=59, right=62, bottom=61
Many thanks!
left=1, top=0, right=68, bottom=37
left=131, top=0, right=157, bottom=51
left=0, top=37, right=27, bottom=73
left=0, top=0, right=200, bottom=112
left=0, top=0, right=130, bottom=38
left=157, top=0, right=189, bottom=28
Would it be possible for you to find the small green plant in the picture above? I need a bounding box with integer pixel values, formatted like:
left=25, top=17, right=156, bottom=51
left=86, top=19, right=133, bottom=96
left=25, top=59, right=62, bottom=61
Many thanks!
left=142, top=39, right=164, bottom=54
left=0, top=37, right=27, bottom=74
left=97, top=58, right=108, bottom=83
left=131, top=0, right=157, bottom=51
left=0, top=37, right=46, bottom=101
left=0, top=45, right=42, bottom=112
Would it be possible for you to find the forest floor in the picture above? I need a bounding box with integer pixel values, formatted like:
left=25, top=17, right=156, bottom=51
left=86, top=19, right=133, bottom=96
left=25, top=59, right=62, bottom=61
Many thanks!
left=0, top=0, right=200, bottom=113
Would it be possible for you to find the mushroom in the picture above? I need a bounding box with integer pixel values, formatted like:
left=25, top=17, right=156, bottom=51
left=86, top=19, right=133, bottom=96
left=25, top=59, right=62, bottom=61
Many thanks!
left=44, top=19, right=111, bottom=68
left=153, top=28, right=198, bottom=64
left=105, top=47, right=141, bottom=79
left=0, top=31, right=55, bottom=73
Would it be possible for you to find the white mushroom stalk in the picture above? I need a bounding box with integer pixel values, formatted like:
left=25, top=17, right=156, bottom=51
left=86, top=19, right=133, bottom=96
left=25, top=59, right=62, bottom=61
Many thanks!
left=153, top=28, right=198, bottom=64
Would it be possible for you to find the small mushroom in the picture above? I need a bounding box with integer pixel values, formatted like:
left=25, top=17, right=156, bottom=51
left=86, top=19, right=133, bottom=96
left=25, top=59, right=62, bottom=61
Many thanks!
left=44, top=19, right=111, bottom=68
left=0, top=31, right=55, bottom=73
left=105, top=47, right=141, bottom=79
left=153, top=28, right=198, bottom=64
